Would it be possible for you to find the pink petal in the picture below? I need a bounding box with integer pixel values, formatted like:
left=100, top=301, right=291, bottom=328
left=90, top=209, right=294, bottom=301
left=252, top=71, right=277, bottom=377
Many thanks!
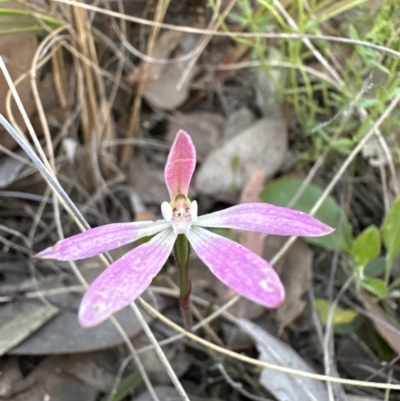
left=186, top=227, right=285, bottom=308
left=165, top=130, right=196, bottom=198
left=35, top=220, right=170, bottom=261
left=79, top=228, right=177, bottom=327
left=196, top=203, right=334, bottom=237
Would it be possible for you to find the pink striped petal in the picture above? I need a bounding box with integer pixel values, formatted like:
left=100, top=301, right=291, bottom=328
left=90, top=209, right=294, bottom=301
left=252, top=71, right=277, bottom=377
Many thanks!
left=35, top=220, right=170, bottom=261
left=165, top=130, right=196, bottom=198
left=196, top=203, right=334, bottom=237
left=186, top=227, right=285, bottom=308
left=79, top=228, right=177, bottom=327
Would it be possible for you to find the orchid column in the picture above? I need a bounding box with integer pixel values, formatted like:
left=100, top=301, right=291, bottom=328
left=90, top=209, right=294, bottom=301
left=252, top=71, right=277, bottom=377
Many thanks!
left=162, top=129, right=197, bottom=330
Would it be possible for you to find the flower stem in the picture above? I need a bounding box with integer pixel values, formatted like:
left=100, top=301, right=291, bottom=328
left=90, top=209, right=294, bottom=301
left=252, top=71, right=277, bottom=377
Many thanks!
left=174, top=234, right=192, bottom=331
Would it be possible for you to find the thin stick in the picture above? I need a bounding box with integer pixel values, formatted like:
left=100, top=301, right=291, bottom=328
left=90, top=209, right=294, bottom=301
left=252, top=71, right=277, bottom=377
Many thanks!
left=123, top=0, right=171, bottom=166
left=129, top=302, right=190, bottom=401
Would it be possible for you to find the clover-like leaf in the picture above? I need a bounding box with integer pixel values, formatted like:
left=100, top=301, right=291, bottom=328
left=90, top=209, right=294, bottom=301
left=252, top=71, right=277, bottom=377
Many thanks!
left=382, top=197, right=400, bottom=266
left=351, top=225, right=381, bottom=267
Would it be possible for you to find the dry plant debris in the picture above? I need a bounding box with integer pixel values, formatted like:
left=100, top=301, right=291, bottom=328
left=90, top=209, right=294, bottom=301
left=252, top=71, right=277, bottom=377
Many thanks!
left=195, top=118, right=287, bottom=202
left=239, top=319, right=329, bottom=401
left=0, top=1, right=38, bottom=152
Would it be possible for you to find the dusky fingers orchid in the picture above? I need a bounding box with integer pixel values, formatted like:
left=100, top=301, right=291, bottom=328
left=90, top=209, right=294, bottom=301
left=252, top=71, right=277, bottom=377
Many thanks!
left=36, top=130, right=334, bottom=328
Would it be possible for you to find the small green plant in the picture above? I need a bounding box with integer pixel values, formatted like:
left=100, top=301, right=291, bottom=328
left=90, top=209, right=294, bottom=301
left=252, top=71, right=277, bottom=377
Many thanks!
left=101, top=371, right=142, bottom=401
left=315, top=297, right=361, bottom=335
left=351, top=197, right=400, bottom=303
left=351, top=225, right=385, bottom=297
left=214, top=0, right=400, bottom=161
left=0, top=4, right=61, bottom=35
left=260, top=177, right=400, bottom=307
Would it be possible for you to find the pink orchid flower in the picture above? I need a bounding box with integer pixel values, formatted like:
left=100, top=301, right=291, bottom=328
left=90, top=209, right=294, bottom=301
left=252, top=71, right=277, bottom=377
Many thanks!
left=36, top=130, right=333, bottom=327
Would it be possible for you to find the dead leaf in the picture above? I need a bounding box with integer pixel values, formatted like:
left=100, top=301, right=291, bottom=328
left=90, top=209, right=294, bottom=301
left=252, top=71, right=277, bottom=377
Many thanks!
left=0, top=150, right=28, bottom=188
left=131, top=386, right=180, bottom=401
left=346, top=396, right=382, bottom=401
left=129, top=157, right=170, bottom=205
left=255, top=53, right=284, bottom=118
left=143, top=31, right=198, bottom=110
left=188, top=257, right=225, bottom=301
left=337, top=330, right=376, bottom=382
left=195, top=118, right=287, bottom=203
left=132, top=385, right=214, bottom=401
left=0, top=2, right=39, bottom=152
left=167, top=111, right=224, bottom=159
left=0, top=303, right=58, bottom=356
left=361, top=293, right=400, bottom=355
left=43, top=368, right=99, bottom=401
left=264, top=236, right=313, bottom=330
left=0, top=357, right=22, bottom=398
left=238, top=318, right=329, bottom=401
left=223, top=107, right=256, bottom=140
left=145, top=31, right=186, bottom=80
left=7, top=357, right=98, bottom=401
left=8, top=264, right=169, bottom=354
left=132, top=331, right=190, bottom=384
left=59, top=351, right=119, bottom=393
left=361, top=136, right=390, bottom=167
left=37, top=69, right=61, bottom=111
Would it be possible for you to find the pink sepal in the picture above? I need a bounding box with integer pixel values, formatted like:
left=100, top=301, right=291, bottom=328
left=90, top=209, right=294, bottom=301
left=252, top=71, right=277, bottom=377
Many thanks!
left=196, top=203, right=334, bottom=237
left=164, top=130, right=196, bottom=198
left=186, top=226, right=285, bottom=308
left=35, top=220, right=170, bottom=261
left=79, top=228, right=177, bottom=327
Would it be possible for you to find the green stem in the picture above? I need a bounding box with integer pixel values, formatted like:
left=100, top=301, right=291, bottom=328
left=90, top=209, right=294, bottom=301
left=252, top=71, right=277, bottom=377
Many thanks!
left=174, top=234, right=192, bottom=331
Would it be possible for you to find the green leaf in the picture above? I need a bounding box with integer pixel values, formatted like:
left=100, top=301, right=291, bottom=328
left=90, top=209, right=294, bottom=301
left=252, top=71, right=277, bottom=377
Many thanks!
left=348, top=24, right=359, bottom=41
left=365, top=256, right=386, bottom=277
left=368, top=58, right=390, bottom=75
left=330, top=138, right=353, bottom=155
left=382, top=197, right=400, bottom=265
left=358, top=97, right=380, bottom=109
left=370, top=326, right=394, bottom=361
left=260, top=178, right=353, bottom=252
left=360, top=277, right=387, bottom=299
left=351, top=225, right=381, bottom=267
left=101, top=371, right=142, bottom=401
left=226, top=12, right=248, bottom=26
left=389, top=276, right=400, bottom=291
left=315, top=298, right=358, bottom=325
left=334, top=315, right=364, bottom=335
left=314, top=298, right=360, bottom=334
